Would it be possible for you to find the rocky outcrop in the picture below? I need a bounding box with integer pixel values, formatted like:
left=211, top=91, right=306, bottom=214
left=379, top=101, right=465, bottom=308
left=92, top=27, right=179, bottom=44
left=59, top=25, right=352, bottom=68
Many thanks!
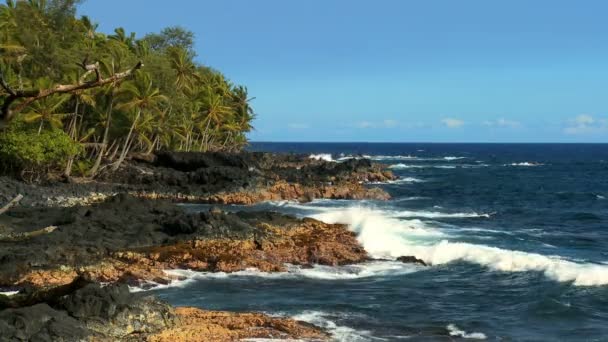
left=0, top=195, right=367, bottom=290
left=200, top=180, right=391, bottom=205
left=0, top=151, right=395, bottom=207
left=148, top=307, right=329, bottom=342
left=9, top=214, right=367, bottom=289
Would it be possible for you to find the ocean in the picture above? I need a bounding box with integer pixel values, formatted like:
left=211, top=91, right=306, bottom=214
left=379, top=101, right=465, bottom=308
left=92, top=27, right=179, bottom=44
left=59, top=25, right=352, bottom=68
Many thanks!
left=151, top=143, right=608, bottom=341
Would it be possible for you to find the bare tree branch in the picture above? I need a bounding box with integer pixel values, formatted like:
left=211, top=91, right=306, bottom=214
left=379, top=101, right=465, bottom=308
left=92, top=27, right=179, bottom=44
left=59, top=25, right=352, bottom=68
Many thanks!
left=0, top=194, right=23, bottom=215
left=0, top=61, right=143, bottom=127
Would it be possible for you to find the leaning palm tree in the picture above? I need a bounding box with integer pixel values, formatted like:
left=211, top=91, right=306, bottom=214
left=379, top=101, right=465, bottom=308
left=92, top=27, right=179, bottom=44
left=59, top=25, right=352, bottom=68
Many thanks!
left=112, top=71, right=166, bottom=170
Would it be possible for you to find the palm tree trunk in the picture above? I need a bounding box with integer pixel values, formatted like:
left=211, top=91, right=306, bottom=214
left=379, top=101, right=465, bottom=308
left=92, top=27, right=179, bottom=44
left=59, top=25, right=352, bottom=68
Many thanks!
left=64, top=100, right=80, bottom=177
left=89, top=96, right=113, bottom=177
left=202, top=119, right=212, bottom=151
left=113, top=108, right=141, bottom=171
left=146, top=135, right=158, bottom=155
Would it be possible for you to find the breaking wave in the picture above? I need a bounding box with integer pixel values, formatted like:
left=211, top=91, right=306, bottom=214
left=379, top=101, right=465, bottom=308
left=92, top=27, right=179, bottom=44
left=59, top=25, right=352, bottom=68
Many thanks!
left=309, top=153, right=334, bottom=162
left=311, top=208, right=608, bottom=286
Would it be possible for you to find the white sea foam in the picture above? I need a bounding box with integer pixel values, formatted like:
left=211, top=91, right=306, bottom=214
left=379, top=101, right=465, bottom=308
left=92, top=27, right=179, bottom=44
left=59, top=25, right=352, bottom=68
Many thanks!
left=338, top=155, right=466, bottom=162
left=309, top=154, right=334, bottom=162
left=336, top=154, right=373, bottom=161
left=311, top=207, right=608, bottom=286
left=370, top=177, right=426, bottom=184
left=0, top=291, right=19, bottom=297
left=507, top=162, right=542, bottom=167
left=389, top=209, right=490, bottom=219
left=129, top=262, right=422, bottom=292
left=596, top=195, right=605, bottom=200
left=388, top=163, right=466, bottom=170
left=447, top=324, right=487, bottom=340
left=292, top=311, right=376, bottom=342
left=394, top=196, right=430, bottom=202
left=389, top=164, right=421, bottom=169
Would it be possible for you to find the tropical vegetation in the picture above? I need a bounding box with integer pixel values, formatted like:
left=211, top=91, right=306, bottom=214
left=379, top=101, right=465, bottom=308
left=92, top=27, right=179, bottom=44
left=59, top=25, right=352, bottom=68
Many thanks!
left=0, top=0, right=255, bottom=179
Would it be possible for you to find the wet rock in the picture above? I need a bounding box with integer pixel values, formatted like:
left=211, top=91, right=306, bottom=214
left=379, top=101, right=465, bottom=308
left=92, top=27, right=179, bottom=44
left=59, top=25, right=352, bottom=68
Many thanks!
left=396, top=256, right=427, bottom=266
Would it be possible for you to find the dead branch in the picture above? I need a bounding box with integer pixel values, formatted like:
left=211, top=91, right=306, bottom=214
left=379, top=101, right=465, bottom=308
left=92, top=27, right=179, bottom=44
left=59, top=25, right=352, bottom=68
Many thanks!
left=0, top=194, right=23, bottom=215
left=0, top=225, right=58, bottom=242
left=0, top=61, right=143, bottom=127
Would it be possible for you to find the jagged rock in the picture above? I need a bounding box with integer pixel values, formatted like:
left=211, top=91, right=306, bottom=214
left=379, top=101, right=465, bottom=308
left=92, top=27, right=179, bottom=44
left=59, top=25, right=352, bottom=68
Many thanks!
left=396, top=256, right=427, bottom=266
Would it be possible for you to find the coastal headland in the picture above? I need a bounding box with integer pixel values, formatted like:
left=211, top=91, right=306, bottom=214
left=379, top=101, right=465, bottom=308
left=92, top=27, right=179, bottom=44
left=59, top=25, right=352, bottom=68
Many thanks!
left=0, top=152, right=396, bottom=341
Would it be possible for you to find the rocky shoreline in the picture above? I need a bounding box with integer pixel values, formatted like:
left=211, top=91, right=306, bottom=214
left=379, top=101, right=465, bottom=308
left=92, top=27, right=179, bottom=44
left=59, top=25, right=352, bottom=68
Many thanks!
left=0, top=152, right=395, bottom=341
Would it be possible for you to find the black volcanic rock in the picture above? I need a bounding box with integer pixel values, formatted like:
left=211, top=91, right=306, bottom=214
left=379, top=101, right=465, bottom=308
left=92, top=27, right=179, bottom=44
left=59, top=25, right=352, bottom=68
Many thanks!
left=0, top=283, right=176, bottom=341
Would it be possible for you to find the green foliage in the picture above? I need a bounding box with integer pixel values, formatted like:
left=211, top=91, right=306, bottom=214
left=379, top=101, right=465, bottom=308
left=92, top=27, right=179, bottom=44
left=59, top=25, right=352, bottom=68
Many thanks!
left=0, top=122, right=82, bottom=177
left=0, top=0, right=256, bottom=178
left=73, top=158, right=93, bottom=177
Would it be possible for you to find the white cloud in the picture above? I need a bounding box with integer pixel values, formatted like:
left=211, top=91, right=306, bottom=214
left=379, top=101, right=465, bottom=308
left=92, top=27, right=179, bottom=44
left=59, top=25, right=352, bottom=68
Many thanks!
left=355, top=121, right=374, bottom=129
left=483, top=118, right=521, bottom=128
left=564, top=114, right=608, bottom=135
left=354, top=119, right=399, bottom=129
left=287, top=123, right=310, bottom=129
left=383, top=119, right=398, bottom=128
left=441, top=118, right=464, bottom=128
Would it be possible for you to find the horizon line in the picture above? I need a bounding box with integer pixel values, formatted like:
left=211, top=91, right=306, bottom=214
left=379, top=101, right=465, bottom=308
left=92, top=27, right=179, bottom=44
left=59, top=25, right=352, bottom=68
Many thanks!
left=249, top=141, right=608, bottom=144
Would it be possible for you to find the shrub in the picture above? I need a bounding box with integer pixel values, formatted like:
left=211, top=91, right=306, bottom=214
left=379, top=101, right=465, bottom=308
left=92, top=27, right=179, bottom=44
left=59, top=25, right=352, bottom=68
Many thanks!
left=0, top=122, right=82, bottom=180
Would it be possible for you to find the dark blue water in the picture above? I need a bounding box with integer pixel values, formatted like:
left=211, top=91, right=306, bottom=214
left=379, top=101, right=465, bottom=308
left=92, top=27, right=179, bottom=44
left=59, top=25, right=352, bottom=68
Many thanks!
left=154, top=143, right=608, bottom=341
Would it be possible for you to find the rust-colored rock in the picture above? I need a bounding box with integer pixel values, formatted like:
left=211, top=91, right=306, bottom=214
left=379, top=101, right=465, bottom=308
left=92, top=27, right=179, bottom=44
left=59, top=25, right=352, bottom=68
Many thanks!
left=147, top=307, right=329, bottom=342
left=12, top=218, right=368, bottom=289
left=202, top=180, right=391, bottom=205
left=132, top=218, right=368, bottom=275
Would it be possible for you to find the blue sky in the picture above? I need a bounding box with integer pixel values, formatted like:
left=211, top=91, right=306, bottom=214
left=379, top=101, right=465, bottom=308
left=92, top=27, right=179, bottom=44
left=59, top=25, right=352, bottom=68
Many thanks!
left=79, top=0, right=608, bottom=142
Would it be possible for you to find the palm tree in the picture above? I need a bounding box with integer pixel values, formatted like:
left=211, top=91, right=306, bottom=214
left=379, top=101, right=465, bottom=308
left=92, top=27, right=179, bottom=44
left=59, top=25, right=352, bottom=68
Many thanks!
left=113, top=71, right=166, bottom=170
left=0, top=0, right=17, bottom=43
left=168, top=46, right=198, bottom=92
left=109, top=27, right=136, bottom=51
left=198, top=85, right=234, bottom=151
left=21, top=79, right=70, bottom=133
